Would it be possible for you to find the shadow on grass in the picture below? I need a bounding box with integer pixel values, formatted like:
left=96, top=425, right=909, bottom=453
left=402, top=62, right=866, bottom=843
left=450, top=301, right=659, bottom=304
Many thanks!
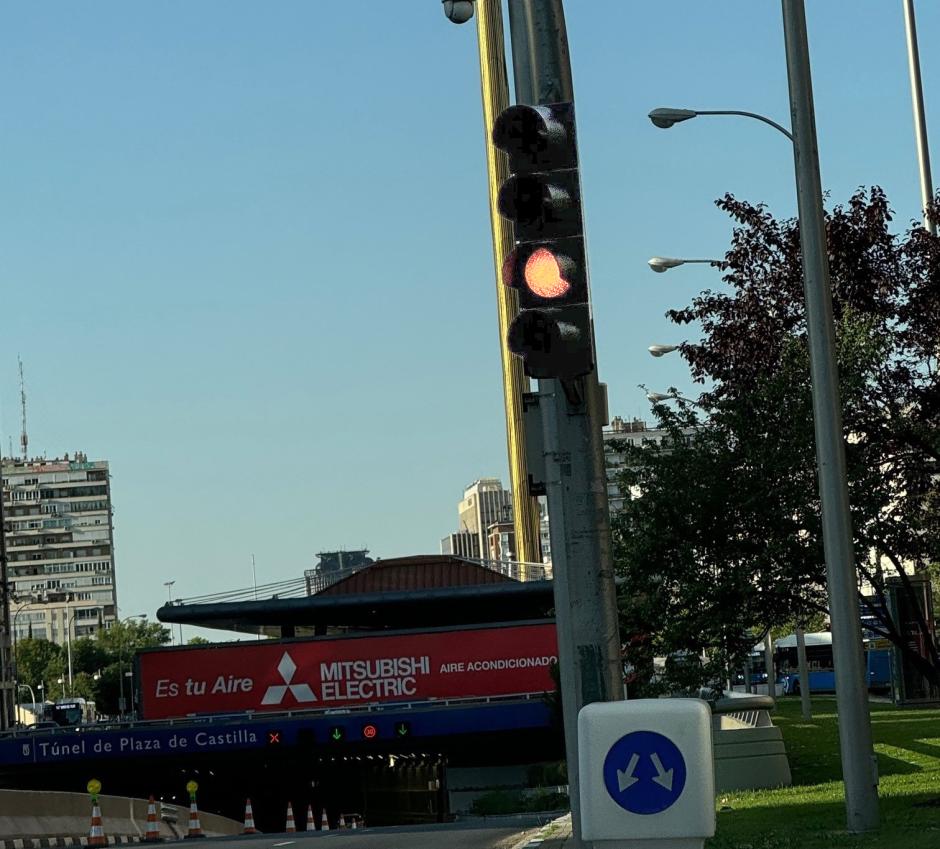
left=708, top=789, right=940, bottom=849
left=775, top=699, right=940, bottom=785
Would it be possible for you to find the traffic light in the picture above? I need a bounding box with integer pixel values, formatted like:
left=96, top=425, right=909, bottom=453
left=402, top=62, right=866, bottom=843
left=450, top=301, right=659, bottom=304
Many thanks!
left=493, top=102, right=594, bottom=380
left=394, top=721, right=411, bottom=739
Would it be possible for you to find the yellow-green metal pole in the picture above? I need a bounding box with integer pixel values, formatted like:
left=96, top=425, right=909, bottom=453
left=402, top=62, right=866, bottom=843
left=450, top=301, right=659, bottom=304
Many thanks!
left=474, top=0, right=541, bottom=574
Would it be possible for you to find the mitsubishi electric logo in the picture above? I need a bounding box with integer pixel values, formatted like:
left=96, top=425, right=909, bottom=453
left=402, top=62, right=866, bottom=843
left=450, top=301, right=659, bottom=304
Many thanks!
left=261, top=652, right=317, bottom=705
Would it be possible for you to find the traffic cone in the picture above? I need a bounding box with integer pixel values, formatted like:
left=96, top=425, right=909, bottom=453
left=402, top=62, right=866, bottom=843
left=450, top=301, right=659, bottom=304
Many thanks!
left=143, top=796, right=163, bottom=843
left=285, top=802, right=296, bottom=833
left=185, top=798, right=205, bottom=839
left=88, top=799, right=106, bottom=847
left=320, top=809, right=330, bottom=832
left=306, top=805, right=316, bottom=832
left=338, top=814, right=346, bottom=829
left=242, top=799, right=259, bottom=835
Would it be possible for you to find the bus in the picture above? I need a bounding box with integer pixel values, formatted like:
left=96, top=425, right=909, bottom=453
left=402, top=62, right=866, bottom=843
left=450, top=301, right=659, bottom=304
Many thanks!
left=45, top=698, right=97, bottom=727
left=748, top=632, right=892, bottom=695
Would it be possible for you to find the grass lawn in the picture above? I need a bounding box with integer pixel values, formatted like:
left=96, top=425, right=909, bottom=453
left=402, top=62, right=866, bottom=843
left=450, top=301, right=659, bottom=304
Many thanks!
left=707, top=697, right=940, bottom=848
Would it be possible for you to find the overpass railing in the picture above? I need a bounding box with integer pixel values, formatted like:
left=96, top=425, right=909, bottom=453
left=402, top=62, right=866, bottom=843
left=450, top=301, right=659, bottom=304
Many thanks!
left=0, top=690, right=555, bottom=739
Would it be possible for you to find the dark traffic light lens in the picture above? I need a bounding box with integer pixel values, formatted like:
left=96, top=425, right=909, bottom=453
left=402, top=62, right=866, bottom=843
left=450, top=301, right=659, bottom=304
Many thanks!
left=492, top=104, right=575, bottom=171
left=492, top=106, right=550, bottom=167
left=498, top=176, right=547, bottom=226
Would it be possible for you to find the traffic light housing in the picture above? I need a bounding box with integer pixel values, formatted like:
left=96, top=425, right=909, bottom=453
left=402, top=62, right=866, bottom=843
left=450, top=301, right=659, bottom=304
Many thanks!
left=493, top=103, right=594, bottom=379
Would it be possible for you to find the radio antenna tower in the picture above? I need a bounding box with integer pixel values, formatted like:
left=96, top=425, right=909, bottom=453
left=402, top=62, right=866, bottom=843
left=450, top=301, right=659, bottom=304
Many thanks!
left=18, top=357, right=27, bottom=461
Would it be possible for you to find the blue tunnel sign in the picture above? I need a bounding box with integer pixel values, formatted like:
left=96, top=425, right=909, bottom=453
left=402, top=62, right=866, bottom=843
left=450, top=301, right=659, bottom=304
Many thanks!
left=602, top=730, right=687, bottom=815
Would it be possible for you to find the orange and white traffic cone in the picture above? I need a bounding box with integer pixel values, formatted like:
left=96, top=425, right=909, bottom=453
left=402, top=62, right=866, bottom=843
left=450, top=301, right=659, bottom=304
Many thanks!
left=88, top=799, right=106, bottom=847
left=185, top=798, right=205, bottom=839
left=306, top=805, right=316, bottom=832
left=242, top=798, right=259, bottom=835
left=320, top=809, right=330, bottom=832
left=144, top=796, right=163, bottom=842
left=285, top=802, right=296, bottom=833
left=338, top=814, right=346, bottom=830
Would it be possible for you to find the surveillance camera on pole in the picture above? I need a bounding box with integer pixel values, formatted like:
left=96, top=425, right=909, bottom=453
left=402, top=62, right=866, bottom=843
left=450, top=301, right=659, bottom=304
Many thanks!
left=442, top=0, right=474, bottom=24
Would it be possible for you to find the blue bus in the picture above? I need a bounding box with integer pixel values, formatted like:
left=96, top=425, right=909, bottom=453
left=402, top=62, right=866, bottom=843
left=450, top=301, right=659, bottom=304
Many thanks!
left=779, top=647, right=892, bottom=695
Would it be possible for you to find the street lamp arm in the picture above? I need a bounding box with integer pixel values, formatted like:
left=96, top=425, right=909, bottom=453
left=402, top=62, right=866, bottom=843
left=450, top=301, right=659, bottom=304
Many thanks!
left=689, top=110, right=794, bottom=142
left=649, top=106, right=793, bottom=142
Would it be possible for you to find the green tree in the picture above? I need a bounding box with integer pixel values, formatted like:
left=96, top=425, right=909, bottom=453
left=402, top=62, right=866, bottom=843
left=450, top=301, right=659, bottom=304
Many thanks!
left=614, top=188, right=940, bottom=692
left=187, top=636, right=210, bottom=645
left=92, top=620, right=171, bottom=715
left=14, top=638, right=62, bottom=692
left=96, top=619, right=171, bottom=655
left=70, top=637, right=110, bottom=677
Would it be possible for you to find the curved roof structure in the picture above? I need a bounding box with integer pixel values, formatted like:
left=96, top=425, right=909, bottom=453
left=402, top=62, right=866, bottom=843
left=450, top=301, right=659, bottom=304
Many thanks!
left=157, top=555, right=554, bottom=637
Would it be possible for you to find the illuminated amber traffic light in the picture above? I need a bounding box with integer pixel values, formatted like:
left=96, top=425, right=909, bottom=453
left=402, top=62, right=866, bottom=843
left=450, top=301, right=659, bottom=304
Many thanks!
left=493, top=102, right=594, bottom=379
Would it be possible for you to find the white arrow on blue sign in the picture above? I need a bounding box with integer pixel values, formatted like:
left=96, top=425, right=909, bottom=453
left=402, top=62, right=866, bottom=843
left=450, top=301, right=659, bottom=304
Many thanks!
left=602, top=730, right=687, bottom=815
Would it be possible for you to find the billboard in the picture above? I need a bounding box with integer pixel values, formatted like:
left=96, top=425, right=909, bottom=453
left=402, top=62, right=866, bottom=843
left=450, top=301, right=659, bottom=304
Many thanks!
left=138, top=622, right=558, bottom=720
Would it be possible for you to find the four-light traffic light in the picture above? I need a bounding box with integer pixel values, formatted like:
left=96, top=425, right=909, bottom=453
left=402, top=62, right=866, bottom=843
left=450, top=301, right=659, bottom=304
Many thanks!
left=492, top=102, right=594, bottom=379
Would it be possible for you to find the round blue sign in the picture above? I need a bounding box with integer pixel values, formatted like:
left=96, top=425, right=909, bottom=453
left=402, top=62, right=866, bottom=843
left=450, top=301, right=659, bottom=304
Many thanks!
left=602, top=730, right=687, bottom=815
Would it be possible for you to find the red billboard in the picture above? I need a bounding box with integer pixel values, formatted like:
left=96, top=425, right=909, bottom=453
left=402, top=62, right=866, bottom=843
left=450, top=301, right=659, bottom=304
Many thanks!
left=138, top=622, right=558, bottom=720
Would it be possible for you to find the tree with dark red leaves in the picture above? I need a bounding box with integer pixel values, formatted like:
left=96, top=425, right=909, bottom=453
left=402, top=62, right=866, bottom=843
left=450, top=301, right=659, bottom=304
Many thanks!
left=612, top=188, right=939, bottom=695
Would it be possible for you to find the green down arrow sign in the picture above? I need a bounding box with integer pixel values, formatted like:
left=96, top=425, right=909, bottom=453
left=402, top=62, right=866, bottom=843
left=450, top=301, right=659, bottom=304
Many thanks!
left=395, top=722, right=411, bottom=737
left=330, top=727, right=345, bottom=742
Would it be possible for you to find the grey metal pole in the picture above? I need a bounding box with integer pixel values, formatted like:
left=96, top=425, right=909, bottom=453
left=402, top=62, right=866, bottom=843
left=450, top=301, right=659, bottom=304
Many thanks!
left=902, top=0, right=937, bottom=235
left=763, top=629, right=775, bottom=698
left=796, top=627, right=812, bottom=720
left=506, top=3, right=623, bottom=845
left=781, top=0, right=879, bottom=831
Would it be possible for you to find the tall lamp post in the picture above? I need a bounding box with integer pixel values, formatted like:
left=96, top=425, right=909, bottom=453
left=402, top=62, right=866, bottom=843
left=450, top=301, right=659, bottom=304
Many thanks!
left=11, top=598, right=40, bottom=715
left=118, top=614, right=146, bottom=720
left=902, top=0, right=936, bottom=235
left=17, top=683, right=36, bottom=716
left=646, top=1, right=879, bottom=830
left=163, top=581, right=182, bottom=645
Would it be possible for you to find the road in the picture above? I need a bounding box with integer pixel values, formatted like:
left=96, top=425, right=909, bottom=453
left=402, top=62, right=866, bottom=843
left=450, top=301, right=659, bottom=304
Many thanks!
left=195, top=816, right=559, bottom=849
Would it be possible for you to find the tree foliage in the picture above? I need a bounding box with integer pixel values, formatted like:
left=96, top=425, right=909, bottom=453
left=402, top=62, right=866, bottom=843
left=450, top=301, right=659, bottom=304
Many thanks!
left=613, top=188, right=940, bottom=693
left=14, top=618, right=173, bottom=716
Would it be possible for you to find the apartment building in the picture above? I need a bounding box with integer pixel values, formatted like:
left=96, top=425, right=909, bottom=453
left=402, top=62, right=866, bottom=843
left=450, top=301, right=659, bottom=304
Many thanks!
left=3, top=454, right=118, bottom=645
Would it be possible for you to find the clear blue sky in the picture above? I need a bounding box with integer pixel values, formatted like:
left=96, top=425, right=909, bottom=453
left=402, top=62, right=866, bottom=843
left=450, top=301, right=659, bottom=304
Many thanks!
left=1, top=2, right=936, bottom=632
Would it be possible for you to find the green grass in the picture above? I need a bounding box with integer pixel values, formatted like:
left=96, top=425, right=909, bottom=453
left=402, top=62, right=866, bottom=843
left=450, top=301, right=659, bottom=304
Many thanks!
left=707, top=697, right=940, bottom=848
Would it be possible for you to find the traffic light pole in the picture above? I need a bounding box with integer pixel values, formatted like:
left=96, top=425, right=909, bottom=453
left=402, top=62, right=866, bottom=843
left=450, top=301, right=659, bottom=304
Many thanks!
left=472, top=0, right=543, bottom=573
left=506, top=2, right=623, bottom=844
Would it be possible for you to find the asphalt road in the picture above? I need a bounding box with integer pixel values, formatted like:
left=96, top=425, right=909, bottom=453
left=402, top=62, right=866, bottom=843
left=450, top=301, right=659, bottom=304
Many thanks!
left=192, top=816, right=556, bottom=849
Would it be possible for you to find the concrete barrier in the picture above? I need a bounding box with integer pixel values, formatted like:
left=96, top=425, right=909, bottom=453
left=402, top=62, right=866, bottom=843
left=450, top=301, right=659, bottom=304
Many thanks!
left=0, top=790, right=243, bottom=843
left=711, top=696, right=792, bottom=792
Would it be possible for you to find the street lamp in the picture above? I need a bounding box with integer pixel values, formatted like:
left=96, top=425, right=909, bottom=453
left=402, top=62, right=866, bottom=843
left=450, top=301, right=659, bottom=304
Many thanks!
left=647, top=2, right=879, bottom=830
left=118, top=614, right=146, bottom=720
left=11, top=596, right=42, bottom=708
left=647, top=391, right=698, bottom=406
left=16, top=683, right=36, bottom=723
left=648, top=257, right=721, bottom=273
left=648, top=107, right=793, bottom=141
left=648, top=344, right=679, bottom=358
left=163, top=581, right=182, bottom=645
